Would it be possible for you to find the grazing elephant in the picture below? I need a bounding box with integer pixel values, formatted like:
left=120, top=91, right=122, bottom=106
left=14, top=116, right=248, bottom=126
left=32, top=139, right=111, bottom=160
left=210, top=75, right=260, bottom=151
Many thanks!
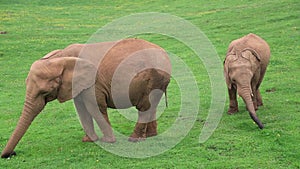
left=1, top=38, right=171, bottom=158
left=224, top=33, right=270, bottom=129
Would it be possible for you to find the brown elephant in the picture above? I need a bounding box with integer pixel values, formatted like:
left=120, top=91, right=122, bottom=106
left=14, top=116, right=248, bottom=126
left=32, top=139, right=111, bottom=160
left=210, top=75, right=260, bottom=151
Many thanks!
left=1, top=38, right=171, bottom=158
left=224, top=33, right=270, bottom=129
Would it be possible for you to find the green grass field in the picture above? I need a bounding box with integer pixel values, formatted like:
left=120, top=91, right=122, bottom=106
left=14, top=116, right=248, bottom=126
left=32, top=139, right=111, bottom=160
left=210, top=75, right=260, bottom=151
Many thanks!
left=0, top=0, right=299, bottom=168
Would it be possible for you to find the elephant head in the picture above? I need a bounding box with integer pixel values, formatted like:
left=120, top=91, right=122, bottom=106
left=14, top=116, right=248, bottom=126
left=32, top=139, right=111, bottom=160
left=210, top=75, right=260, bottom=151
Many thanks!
left=224, top=48, right=264, bottom=129
left=1, top=56, right=96, bottom=158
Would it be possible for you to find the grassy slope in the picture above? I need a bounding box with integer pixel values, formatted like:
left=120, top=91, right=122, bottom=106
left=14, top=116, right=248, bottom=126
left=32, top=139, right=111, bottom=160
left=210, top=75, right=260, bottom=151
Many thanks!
left=0, top=0, right=299, bottom=168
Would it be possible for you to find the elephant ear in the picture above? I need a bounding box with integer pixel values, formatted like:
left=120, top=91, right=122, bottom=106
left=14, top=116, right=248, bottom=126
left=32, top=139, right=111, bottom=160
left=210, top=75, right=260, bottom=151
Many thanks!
left=241, top=48, right=261, bottom=61
left=39, top=57, right=97, bottom=103
left=71, top=58, right=98, bottom=100
left=241, top=49, right=261, bottom=75
left=224, top=54, right=237, bottom=90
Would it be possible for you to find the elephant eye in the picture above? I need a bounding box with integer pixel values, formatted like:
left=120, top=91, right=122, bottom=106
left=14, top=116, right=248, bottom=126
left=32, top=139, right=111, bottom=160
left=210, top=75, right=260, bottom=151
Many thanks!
left=232, top=84, right=237, bottom=89
left=231, top=83, right=237, bottom=89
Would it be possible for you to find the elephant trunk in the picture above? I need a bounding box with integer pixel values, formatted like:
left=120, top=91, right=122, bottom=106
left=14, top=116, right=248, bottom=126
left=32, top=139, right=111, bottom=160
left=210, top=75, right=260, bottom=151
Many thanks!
left=1, top=96, right=45, bottom=158
left=238, top=87, right=264, bottom=129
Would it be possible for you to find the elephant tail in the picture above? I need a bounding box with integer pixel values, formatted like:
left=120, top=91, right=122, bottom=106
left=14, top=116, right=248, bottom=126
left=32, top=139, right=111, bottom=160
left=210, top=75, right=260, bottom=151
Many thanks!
left=165, top=89, right=168, bottom=108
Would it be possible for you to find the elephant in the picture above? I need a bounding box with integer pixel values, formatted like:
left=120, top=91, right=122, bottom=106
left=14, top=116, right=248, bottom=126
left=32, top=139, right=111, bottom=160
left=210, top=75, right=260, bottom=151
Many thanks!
left=223, top=33, right=270, bottom=129
left=1, top=38, right=171, bottom=158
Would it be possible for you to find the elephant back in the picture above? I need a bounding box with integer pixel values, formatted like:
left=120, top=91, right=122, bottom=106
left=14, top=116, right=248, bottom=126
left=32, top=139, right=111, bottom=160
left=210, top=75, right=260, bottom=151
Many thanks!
left=227, top=33, right=270, bottom=68
left=98, top=38, right=170, bottom=85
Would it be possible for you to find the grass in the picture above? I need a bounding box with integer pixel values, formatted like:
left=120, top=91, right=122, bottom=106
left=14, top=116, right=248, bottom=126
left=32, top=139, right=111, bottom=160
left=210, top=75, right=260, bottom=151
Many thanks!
left=0, top=0, right=299, bottom=168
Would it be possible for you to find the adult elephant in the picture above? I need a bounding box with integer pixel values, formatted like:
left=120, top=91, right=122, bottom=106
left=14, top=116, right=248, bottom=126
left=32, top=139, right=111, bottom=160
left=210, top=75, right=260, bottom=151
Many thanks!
left=224, top=33, right=270, bottom=129
left=1, top=38, right=171, bottom=158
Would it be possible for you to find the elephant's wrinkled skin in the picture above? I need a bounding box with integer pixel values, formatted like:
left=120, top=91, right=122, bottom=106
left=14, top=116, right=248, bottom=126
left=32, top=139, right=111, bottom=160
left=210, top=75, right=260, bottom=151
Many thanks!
left=224, top=33, right=270, bottom=129
left=1, top=38, right=171, bottom=158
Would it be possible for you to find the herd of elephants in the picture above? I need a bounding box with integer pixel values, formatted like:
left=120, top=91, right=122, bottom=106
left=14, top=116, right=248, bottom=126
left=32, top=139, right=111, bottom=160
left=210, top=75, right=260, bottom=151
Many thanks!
left=1, top=33, right=270, bottom=158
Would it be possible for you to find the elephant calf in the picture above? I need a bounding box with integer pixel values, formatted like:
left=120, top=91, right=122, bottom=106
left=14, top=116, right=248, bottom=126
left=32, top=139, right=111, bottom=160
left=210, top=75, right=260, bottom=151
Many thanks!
left=224, top=33, right=270, bottom=129
left=1, top=38, right=171, bottom=158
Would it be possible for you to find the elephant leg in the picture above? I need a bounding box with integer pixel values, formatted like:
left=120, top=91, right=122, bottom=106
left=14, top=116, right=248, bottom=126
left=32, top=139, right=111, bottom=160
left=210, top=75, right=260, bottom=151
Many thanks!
left=256, top=89, right=263, bottom=107
left=97, top=107, right=115, bottom=143
left=128, top=111, right=149, bottom=142
left=80, top=87, right=115, bottom=143
left=228, top=87, right=239, bottom=114
left=146, top=109, right=157, bottom=137
left=74, top=96, right=99, bottom=142
left=146, top=89, right=165, bottom=137
left=129, top=89, right=162, bottom=141
left=146, top=120, right=157, bottom=137
left=99, top=108, right=110, bottom=125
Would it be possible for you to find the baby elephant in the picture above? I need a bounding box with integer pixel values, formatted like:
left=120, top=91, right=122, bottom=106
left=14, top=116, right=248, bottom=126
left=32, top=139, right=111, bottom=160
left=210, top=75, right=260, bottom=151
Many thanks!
left=1, top=38, right=171, bottom=158
left=224, top=33, right=270, bottom=129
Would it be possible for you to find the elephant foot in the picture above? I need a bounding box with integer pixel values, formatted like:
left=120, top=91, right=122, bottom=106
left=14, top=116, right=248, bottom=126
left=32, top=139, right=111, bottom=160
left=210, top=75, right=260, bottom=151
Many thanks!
left=128, top=131, right=147, bottom=142
left=227, top=107, right=239, bottom=114
left=129, top=123, right=147, bottom=142
left=128, top=136, right=146, bottom=142
left=1, top=151, right=16, bottom=158
left=100, top=136, right=116, bottom=143
left=146, top=132, right=157, bottom=137
left=146, top=121, right=157, bottom=137
left=82, top=134, right=99, bottom=142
